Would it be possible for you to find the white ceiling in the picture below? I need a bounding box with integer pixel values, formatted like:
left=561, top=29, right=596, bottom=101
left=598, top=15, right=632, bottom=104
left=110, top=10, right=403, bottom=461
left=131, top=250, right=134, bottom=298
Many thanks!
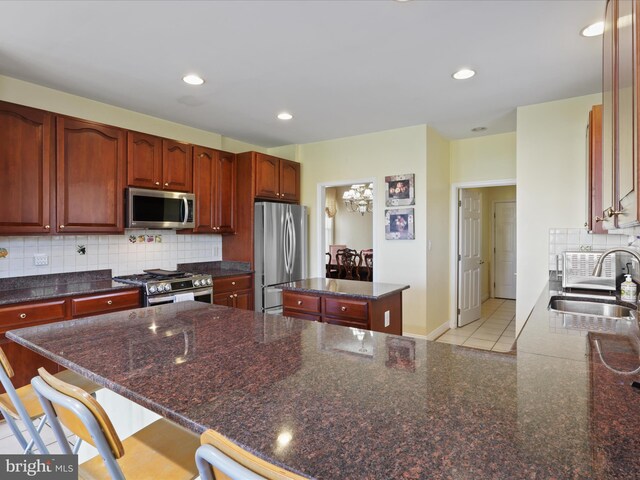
left=0, top=0, right=605, bottom=147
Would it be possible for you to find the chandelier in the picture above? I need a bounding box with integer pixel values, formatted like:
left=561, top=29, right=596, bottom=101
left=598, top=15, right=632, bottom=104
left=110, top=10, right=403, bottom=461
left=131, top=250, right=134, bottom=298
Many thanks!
left=342, top=183, right=373, bottom=215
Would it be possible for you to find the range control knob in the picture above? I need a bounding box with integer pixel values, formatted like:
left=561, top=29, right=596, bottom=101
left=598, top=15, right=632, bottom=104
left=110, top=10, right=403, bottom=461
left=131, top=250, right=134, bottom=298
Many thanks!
left=149, top=285, right=157, bottom=294
left=194, top=280, right=201, bottom=287
left=164, top=283, right=172, bottom=292
left=206, top=278, right=212, bottom=286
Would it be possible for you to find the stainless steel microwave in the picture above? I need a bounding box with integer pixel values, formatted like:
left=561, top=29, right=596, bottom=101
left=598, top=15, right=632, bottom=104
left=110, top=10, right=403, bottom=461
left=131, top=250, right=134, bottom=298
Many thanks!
left=126, top=188, right=195, bottom=229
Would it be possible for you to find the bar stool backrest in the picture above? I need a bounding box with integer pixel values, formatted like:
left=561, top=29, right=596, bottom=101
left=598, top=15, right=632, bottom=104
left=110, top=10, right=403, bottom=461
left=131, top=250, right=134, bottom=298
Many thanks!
left=196, top=429, right=306, bottom=480
left=0, top=348, right=15, bottom=378
left=35, top=367, right=124, bottom=458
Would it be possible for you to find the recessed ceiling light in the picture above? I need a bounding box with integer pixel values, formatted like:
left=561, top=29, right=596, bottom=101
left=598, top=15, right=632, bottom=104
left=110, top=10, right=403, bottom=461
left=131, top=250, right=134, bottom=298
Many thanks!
left=581, top=21, right=604, bottom=37
left=277, top=112, right=293, bottom=120
left=471, top=126, right=487, bottom=132
left=182, top=74, right=204, bottom=86
left=452, top=68, right=476, bottom=80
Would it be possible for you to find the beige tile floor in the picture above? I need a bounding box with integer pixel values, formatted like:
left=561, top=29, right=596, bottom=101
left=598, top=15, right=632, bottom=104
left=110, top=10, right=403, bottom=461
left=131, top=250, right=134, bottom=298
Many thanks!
left=436, top=299, right=516, bottom=352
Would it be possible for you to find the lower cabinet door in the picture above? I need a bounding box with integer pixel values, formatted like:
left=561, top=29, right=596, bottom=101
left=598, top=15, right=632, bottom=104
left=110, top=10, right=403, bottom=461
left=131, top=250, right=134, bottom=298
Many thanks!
left=234, top=290, right=253, bottom=310
left=213, top=293, right=233, bottom=307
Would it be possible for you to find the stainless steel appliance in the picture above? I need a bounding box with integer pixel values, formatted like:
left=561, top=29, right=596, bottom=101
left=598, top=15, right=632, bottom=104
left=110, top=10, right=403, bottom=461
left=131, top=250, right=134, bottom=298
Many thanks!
left=126, top=187, right=195, bottom=229
left=254, top=202, right=307, bottom=313
left=113, top=269, right=212, bottom=306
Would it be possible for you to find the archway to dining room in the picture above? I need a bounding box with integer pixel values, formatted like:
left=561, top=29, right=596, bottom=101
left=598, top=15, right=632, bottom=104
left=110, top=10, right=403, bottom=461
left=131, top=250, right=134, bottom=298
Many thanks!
left=317, top=179, right=376, bottom=283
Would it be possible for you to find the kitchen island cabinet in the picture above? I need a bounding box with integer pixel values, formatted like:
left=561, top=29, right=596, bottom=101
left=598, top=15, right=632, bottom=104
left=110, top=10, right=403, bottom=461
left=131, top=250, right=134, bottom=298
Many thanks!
left=281, top=278, right=408, bottom=335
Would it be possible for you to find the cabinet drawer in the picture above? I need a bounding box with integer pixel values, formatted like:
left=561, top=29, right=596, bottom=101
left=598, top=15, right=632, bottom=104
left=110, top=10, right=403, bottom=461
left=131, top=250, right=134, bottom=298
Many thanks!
left=213, top=275, right=252, bottom=293
left=324, top=316, right=368, bottom=329
left=0, top=299, right=66, bottom=334
left=283, top=309, right=321, bottom=322
left=283, top=292, right=321, bottom=313
left=71, top=290, right=140, bottom=317
left=324, top=297, right=368, bottom=321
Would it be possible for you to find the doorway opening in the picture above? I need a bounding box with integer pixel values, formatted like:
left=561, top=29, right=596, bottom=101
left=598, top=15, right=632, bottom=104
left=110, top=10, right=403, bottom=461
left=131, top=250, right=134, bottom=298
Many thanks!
left=317, top=179, right=376, bottom=282
left=443, top=179, right=517, bottom=351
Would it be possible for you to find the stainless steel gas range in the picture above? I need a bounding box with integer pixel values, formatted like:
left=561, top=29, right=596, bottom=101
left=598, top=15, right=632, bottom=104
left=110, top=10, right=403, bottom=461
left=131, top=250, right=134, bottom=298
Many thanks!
left=113, top=269, right=213, bottom=306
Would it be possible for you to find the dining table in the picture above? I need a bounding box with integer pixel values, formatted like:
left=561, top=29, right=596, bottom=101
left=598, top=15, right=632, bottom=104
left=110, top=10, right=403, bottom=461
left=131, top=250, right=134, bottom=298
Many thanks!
left=7, top=296, right=640, bottom=479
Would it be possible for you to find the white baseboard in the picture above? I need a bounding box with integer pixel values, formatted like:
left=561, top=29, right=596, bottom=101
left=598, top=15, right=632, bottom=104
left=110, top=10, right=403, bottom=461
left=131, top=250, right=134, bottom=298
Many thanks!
left=425, top=321, right=450, bottom=341
left=403, top=331, right=428, bottom=340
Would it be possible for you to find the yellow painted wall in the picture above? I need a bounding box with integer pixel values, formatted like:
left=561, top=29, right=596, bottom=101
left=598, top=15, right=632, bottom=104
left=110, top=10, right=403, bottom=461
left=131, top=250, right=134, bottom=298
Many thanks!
left=0, top=75, right=263, bottom=153
left=516, top=93, right=600, bottom=332
left=450, top=132, right=516, bottom=183
left=333, top=186, right=374, bottom=251
left=425, top=127, right=451, bottom=334
left=298, top=125, right=429, bottom=335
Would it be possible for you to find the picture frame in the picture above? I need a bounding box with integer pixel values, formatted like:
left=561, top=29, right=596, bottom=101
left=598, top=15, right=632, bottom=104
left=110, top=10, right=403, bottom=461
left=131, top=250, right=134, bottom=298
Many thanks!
left=385, top=173, right=415, bottom=206
left=385, top=208, right=414, bottom=240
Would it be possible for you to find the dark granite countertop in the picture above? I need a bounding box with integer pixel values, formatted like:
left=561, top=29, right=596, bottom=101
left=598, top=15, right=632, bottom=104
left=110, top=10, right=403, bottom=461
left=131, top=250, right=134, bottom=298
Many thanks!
left=177, top=261, right=253, bottom=279
left=0, top=270, right=139, bottom=307
left=8, top=282, right=640, bottom=479
left=280, top=277, right=409, bottom=300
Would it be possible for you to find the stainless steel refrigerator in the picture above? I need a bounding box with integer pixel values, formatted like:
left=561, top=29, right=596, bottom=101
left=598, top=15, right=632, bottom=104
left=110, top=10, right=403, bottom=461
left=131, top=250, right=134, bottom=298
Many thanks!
left=254, top=202, right=307, bottom=313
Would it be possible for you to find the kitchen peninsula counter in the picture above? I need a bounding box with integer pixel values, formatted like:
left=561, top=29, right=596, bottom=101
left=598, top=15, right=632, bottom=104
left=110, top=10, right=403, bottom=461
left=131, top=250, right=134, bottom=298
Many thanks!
left=280, top=277, right=409, bottom=300
left=8, top=284, right=640, bottom=479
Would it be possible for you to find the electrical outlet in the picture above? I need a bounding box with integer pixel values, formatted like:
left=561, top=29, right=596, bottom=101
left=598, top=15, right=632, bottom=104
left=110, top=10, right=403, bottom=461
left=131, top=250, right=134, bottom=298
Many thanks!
left=33, top=253, right=49, bottom=266
left=384, top=310, right=390, bottom=327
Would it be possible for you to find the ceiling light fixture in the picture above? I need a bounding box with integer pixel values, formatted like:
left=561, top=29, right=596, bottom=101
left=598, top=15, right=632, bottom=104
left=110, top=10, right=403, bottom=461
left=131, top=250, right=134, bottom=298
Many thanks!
left=471, top=126, right=487, bottom=132
left=581, top=21, right=604, bottom=37
left=182, top=74, right=204, bottom=85
left=452, top=68, right=476, bottom=80
left=343, top=184, right=374, bottom=215
left=277, top=112, right=293, bottom=120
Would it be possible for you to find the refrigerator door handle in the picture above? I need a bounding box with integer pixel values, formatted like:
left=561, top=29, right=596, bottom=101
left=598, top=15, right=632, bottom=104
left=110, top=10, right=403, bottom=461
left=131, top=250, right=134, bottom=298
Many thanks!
left=283, top=211, right=291, bottom=275
left=289, top=210, right=297, bottom=276
left=286, top=210, right=294, bottom=275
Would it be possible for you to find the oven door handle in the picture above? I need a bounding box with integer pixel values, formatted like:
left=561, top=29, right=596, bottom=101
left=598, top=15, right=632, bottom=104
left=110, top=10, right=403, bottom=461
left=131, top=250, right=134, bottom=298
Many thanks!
left=146, top=287, right=212, bottom=305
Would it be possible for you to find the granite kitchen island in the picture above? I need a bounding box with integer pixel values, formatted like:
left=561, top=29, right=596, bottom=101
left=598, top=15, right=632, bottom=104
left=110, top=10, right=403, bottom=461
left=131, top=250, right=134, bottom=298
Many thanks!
left=7, top=288, right=640, bottom=479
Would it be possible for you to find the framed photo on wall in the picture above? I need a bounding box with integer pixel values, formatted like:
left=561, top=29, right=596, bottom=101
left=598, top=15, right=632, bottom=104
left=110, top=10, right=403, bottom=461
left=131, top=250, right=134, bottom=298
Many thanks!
left=385, top=173, right=415, bottom=206
left=385, top=208, right=414, bottom=240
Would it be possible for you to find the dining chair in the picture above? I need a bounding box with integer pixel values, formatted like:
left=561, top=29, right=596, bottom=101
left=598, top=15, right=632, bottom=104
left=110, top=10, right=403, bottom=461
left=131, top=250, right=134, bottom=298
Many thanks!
left=325, top=253, right=339, bottom=278
left=195, top=429, right=307, bottom=480
left=32, top=367, right=199, bottom=480
left=0, top=347, right=100, bottom=455
left=336, top=248, right=361, bottom=280
left=361, top=250, right=373, bottom=282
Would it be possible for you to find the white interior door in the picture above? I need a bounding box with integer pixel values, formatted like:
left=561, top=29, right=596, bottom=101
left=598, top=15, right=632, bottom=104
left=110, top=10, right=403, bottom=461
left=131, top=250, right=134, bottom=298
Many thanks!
left=494, top=201, right=517, bottom=299
left=457, top=189, right=482, bottom=327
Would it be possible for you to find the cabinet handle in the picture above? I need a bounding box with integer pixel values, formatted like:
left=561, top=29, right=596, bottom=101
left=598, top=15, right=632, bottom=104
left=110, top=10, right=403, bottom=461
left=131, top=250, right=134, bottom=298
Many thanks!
left=234, top=294, right=238, bottom=298
left=107, top=300, right=113, bottom=305
left=231, top=281, right=236, bottom=286
left=155, top=181, right=160, bottom=186
left=229, top=295, right=233, bottom=298
left=164, top=182, right=169, bottom=187
left=59, top=225, right=65, bottom=229
left=595, top=216, right=605, bottom=223
left=276, top=192, right=280, bottom=196
left=341, top=306, right=347, bottom=312
left=19, top=313, right=26, bottom=319
left=297, top=300, right=303, bottom=305
left=605, top=207, right=623, bottom=217
left=44, top=225, right=50, bottom=230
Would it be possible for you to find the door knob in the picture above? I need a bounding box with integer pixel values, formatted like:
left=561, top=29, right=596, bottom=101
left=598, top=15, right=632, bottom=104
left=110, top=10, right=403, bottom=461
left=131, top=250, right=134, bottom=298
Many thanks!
left=479, top=260, right=485, bottom=265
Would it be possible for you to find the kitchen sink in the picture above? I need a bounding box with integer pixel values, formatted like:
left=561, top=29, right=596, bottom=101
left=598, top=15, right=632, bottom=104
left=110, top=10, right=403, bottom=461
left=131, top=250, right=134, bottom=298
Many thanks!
left=548, top=297, right=635, bottom=320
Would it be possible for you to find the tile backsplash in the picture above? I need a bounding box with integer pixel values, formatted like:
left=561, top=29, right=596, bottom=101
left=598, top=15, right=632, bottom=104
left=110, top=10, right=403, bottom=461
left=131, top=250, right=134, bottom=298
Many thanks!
left=548, top=228, right=631, bottom=271
left=0, top=230, right=222, bottom=279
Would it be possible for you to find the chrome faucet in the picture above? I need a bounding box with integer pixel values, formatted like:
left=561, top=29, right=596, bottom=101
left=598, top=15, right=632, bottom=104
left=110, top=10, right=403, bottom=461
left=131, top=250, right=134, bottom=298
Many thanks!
left=592, top=247, right=640, bottom=277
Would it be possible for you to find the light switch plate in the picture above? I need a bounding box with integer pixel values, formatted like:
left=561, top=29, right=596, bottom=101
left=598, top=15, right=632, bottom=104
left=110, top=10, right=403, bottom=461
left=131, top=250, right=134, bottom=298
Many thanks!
left=34, top=253, right=49, bottom=266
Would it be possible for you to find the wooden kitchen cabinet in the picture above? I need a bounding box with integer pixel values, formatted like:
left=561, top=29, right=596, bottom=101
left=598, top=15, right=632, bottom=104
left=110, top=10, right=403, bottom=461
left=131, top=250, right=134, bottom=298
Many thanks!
left=587, top=104, right=605, bottom=233
left=283, top=290, right=402, bottom=335
left=601, top=0, right=640, bottom=228
left=213, top=274, right=253, bottom=310
left=0, top=101, right=54, bottom=235
left=127, top=133, right=192, bottom=192
left=192, top=146, right=236, bottom=234
left=254, top=152, right=300, bottom=203
left=56, top=116, right=126, bottom=233
left=0, top=288, right=140, bottom=393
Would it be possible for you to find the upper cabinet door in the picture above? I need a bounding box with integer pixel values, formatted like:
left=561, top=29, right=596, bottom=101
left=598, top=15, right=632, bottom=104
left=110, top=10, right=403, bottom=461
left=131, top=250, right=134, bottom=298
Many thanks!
left=588, top=105, right=606, bottom=233
left=127, top=131, right=162, bottom=189
left=216, top=151, right=236, bottom=233
left=162, top=139, right=192, bottom=192
left=279, top=159, right=300, bottom=203
left=0, top=102, right=53, bottom=234
left=615, top=0, right=637, bottom=227
left=56, top=116, right=126, bottom=233
left=193, top=146, right=215, bottom=232
left=254, top=153, right=280, bottom=199
left=602, top=0, right=616, bottom=229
